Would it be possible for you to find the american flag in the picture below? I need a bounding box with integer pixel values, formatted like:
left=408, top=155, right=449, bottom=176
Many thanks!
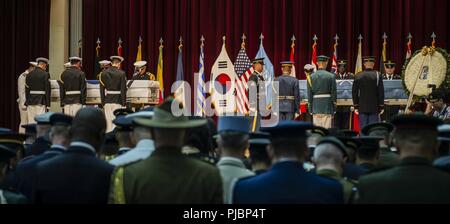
left=331, top=35, right=339, bottom=74
left=234, top=38, right=253, bottom=115
left=195, top=36, right=206, bottom=117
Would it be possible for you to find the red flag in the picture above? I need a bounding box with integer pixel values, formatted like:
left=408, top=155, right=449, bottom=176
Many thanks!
left=331, top=37, right=338, bottom=74
left=117, top=38, right=123, bottom=56
left=311, top=41, right=318, bottom=68
left=406, top=33, right=413, bottom=59
left=352, top=112, right=360, bottom=132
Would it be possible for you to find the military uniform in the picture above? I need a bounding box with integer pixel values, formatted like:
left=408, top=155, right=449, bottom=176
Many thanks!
left=248, top=58, right=267, bottom=131
left=308, top=56, right=337, bottom=128
left=17, top=62, right=37, bottom=133
left=361, top=122, right=400, bottom=168
left=127, top=61, right=155, bottom=110
left=275, top=61, right=300, bottom=121
left=100, top=56, right=127, bottom=132
left=334, top=60, right=354, bottom=129
left=352, top=57, right=384, bottom=129
left=59, top=57, right=87, bottom=116
left=25, top=58, right=51, bottom=124
left=316, top=169, right=357, bottom=204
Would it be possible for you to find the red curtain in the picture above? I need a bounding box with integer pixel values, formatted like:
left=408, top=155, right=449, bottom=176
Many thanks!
left=83, top=0, right=450, bottom=97
left=0, top=0, right=50, bottom=130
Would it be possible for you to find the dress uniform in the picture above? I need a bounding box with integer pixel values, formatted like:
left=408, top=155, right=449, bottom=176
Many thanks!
left=338, top=137, right=368, bottom=181
left=24, top=112, right=53, bottom=157
left=59, top=57, right=87, bottom=116
left=97, top=60, right=112, bottom=80
left=334, top=60, right=354, bottom=129
left=352, top=56, right=385, bottom=129
left=308, top=56, right=337, bottom=129
left=17, top=62, right=37, bottom=133
left=248, top=58, right=266, bottom=131
left=13, top=113, right=72, bottom=200
left=0, top=144, right=27, bottom=204
left=233, top=121, right=344, bottom=204
left=382, top=60, right=402, bottom=121
left=358, top=115, right=450, bottom=204
left=248, top=132, right=271, bottom=175
left=361, top=122, right=400, bottom=168
left=128, top=61, right=155, bottom=110
left=315, top=137, right=358, bottom=204
left=109, top=106, right=222, bottom=204
left=26, top=57, right=51, bottom=124
left=100, top=56, right=127, bottom=132
left=275, top=61, right=300, bottom=121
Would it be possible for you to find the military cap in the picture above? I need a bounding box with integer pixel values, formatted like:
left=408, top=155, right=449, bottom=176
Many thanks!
left=304, top=64, right=315, bottom=71
left=69, top=56, right=82, bottom=62
left=310, top=126, right=329, bottom=137
left=338, top=137, right=361, bottom=152
left=49, top=113, right=73, bottom=126
left=113, top=116, right=133, bottom=132
left=261, top=120, right=314, bottom=139
left=317, top=55, right=330, bottom=62
left=110, top=56, right=125, bottom=62
left=280, top=61, right=294, bottom=67
left=21, top=124, right=37, bottom=135
left=384, top=60, right=396, bottom=68
left=104, top=131, right=118, bottom=144
left=29, top=62, right=38, bottom=67
left=134, top=61, right=147, bottom=68
left=0, top=130, right=27, bottom=149
left=99, top=60, right=112, bottom=65
left=0, top=144, right=16, bottom=162
left=438, top=125, right=450, bottom=138
left=363, top=56, right=375, bottom=62
left=428, top=90, right=445, bottom=102
left=361, top=122, right=394, bottom=136
left=356, top=136, right=383, bottom=151
left=36, top=57, right=49, bottom=64
left=113, top=108, right=134, bottom=117
left=249, top=132, right=271, bottom=145
left=337, top=60, right=348, bottom=66
left=64, top=62, right=73, bottom=68
left=252, top=58, right=265, bottom=65
left=391, top=113, right=443, bottom=130
left=317, top=137, right=348, bottom=157
left=332, top=129, right=359, bottom=138
left=35, top=112, right=55, bottom=125
left=217, top=116, right=251, bottom=134
left=126, top=111, right=154, bottom=121
left=133, top=108, right=207, bottom=129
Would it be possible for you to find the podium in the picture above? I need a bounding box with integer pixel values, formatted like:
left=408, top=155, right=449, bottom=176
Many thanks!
left=51, top=80, right=160, bottom=105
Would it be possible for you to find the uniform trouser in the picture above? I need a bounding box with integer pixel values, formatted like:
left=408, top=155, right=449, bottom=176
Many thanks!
left=104, top=103, right=123, bottom=132
left=18, top=105, right=28, bottom=133
left=335, top=111, right=351, bottom=129
left=280, top=112, right=295, bottom=121
left=359, top=113, right=380, bottom=129
left=27, top=105, right=46, bottom=124
left=64, top=104, right=83, bottom=117
left=313, top=114, right=333, bottom=129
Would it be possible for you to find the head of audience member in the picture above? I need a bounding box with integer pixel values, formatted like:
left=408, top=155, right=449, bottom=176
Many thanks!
left=22, top=124, right=37, bottom=145
left=313, top=137, right=348, bottom=175
left=391, top=114, right=443, bottom=161
left=70, top=108, right=107, bottom=152
left=49, top=113, right=72, bottom=149
left=355, top=136, right=382, bottom=166
left=112, top=116, right=134, bottom=150
left=0, top=129, right=27, bottom=170
left=438, top=125, right=450, bottom=157
left=184, top=117, right=216, bottom=155
left=35, top=112, right=54, bottom=139
left=361, top=123, right=394, bottom=149
left=248, top=132, right=272, bottom=173
left=262, top=121, right=314, bottom=163
left=0, top=144, right=17, bottom=182
left=215, top=116, right=251, bottom=159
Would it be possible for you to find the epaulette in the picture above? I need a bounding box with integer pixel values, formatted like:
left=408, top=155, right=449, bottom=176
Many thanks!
left=148, top=72, right=156, bottom=81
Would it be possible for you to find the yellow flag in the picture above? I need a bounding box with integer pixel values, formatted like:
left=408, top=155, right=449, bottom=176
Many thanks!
left=157, top=43, right=164, bottom=93
left=136, top=37, right=142, bottom=62
left=355, top=36, right=363, bottom=75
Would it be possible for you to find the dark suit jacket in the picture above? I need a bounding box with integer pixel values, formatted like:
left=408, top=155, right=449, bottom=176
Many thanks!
left=358, top=157, right=450, bottom=204
left=233, top=161, right=344, bottom=204
left=99, top=67, right=127, bottom=106
left=352, top=69, right=384, bottom=113
left=25, top=67, right=51, bottom=107
left=59, top=68, right=87, bottom=105
left=33, top=145, right=114, bottom=204
left=24, top=137, right=51, bottom=157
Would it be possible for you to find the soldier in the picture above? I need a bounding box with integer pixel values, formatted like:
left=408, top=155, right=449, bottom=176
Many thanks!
left=335, top=60, right=354, bottom=130
left=248, top=132, right=271, bottom=175
left=59, top=57, right=87, bottom=117
left=25, top=57, right=51, bottom=124
left=0, top=144, right=27, bottom=204
left=358, top=114, right=450, bottom=203
left=130, top=61, right=155, bottom=83
left=248, top=58, right=266, bottom=131
left=361, top=122, right=400, bottom=168
left=96, top=60, right=111, bottom=80
left=23, top=112, right=53, bottom=158
left=99, top=56, right=127, bottom=132
left=17, top=62, right=37, bottom=133
left=314, top=137, right=358, bottom=204
left=352, top=56, right=385, bottom=129
left=275, top=61, right=300, bottom=121
left=382, top=60, right=401, bottom=80
left=308, top=55, right=337, bottom=129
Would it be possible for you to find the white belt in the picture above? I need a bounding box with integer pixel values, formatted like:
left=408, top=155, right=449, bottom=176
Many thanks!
left=107, top=91, right=121, bottom=95
left=66, top=91, right=81, bottom=95
left=30, top=91, right=45, bottom=95
left=313, top=94, right=331, bottom=99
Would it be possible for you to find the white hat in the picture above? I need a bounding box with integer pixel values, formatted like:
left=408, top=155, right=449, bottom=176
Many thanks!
left=69, top=56, right=82, bottom=62
left=64, top=62, right=72, bottom=68
left=125, top=111, right=154, bottom=120
left=304, top=64, right=315, bottom=70
left=29, top=62, right=38, bottom=67
left=99, top=60, right=111, bottom=65
left=110, top=56, right=124, bottom=62
left=36, top=57, right=49, bottom=64
left=134, top=61, right=147, bottom=68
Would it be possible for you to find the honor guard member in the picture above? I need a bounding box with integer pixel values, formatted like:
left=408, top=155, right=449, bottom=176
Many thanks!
left=334, top=60, right=354, bottom=130
left=308, top=55, right=337, bottom=129
left=248, top=58, right=266, bottom=131
left=0, top=144, right=27, bottom=204
left=314, top=137, right=358, bottom=204
left=97, top=60, right=112, bottom=80
left=59, top=57, right=87, bottom=116
left=100, top=56, right=127, bottom=132
left=382, top=60, right=401, bottom=80
left=26, top=57, right=51, bottom=124
left=352, top=56, right=385, bottom=129
left=18, top=62, right=37, bottom=133
left=275, top=61, right=300, bottom=121
left=128, top=61, right=156, bottom=110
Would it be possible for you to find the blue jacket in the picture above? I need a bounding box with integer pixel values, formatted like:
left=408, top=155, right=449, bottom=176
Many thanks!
left=233, top=161, right=344, bottom=204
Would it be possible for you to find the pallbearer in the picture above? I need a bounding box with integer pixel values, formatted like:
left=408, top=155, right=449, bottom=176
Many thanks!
left=275, top=61, right=300, bottom=121
left=59, top=57, right=87, bottom=116
left=26, top=57, right=51, bottom=124
left=100, top=56, right=127, bottom=132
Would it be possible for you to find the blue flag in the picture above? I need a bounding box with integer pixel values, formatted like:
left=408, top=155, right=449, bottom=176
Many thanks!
left=176, top=47, right=184, bottom=81
left=256, top=38, right=274, bottom=108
